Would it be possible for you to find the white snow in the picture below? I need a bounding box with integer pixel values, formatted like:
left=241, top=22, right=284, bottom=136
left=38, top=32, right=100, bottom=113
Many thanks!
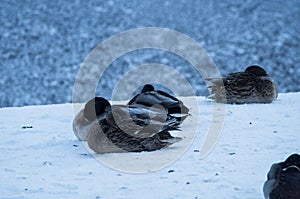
left=1, top=93, right=299, bottom=199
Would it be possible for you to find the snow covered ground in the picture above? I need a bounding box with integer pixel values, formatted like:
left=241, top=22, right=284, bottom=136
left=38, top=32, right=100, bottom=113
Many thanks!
left=1, top=93, right=299, bottom=199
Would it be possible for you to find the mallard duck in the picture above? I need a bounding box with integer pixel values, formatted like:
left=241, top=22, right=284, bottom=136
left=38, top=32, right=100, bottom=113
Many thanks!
left=86, top=97, right=182, bottom=154
left=73, top=97, right=110, bottom=141
left=263, top=154, right=300, bottom=199
left=207, top=65, right=278, bottom=104
left=128, top=84, right=189, bottom=124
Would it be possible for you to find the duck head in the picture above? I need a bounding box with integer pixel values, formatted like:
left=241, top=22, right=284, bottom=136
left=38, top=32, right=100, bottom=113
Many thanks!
left=283, top=153, right=300, bottom=168
left=141, top=84, right=155, bottom=93
left=245, top=65, right=268, bottom=77
left=83, top=97, right=111, bottom=121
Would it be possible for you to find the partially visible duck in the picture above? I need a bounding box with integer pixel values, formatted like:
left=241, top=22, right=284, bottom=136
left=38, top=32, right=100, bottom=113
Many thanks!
left=128, top=84, right=189, bottom=124
left=207, top=65, right=278, bottom=104
left=263, top=154, right=300, bottom=199
left=73, top=97, right=110, bottom=141
left=87, top=97, right=181, bottom=154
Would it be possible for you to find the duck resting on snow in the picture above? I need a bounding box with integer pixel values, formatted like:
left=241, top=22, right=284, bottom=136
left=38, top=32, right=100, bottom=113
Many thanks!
left=207, top=65, right=278, bottom=104
left=128, top=84, right=190, bottom=125
left=73, top=97, right=110, bottom=141
left=263, top=153, right=300, bottom=199
left=86, top=97, right=182, bottom=153
left=73, top=84, right=189, bottom=153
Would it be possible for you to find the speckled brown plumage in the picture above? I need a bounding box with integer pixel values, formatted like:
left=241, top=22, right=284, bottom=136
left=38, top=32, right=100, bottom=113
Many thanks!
left=208, top=65, right=278, bottom=104
left=86, top=97, right=182, bottom=154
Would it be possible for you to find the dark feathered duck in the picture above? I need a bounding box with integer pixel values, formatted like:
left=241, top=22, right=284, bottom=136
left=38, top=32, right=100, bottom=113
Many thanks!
left=73, top=97, right=110, bottom=141
left=207, top=65, right=278, bottom=104
left=127, top=84, right=190, bottom=124
left=263, top=153, right=300, bottom=199
left=86, top=97, right=181, bottom=154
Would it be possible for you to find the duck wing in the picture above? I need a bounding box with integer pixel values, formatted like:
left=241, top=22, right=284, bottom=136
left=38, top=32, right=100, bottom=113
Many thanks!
left=263, top=162, right=282, bottom=199
left=214, top=72, right=257, bottom=90
left=128, top=90, right=189, bottom=123
left=107, top=105, right=179, bottom=139
left=156, top=90, right=189, bottom=115
left=269, top=166, right=300, bottom=199
left=97, top=111, right=180, bottom=153
left=207, top=72, right=258, bottom=103
left=128, top=91, right=176, bottom=108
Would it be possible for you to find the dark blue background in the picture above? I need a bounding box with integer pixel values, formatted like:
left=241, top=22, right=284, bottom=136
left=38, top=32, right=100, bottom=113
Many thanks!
left=0, top=0, right=299, bottom=107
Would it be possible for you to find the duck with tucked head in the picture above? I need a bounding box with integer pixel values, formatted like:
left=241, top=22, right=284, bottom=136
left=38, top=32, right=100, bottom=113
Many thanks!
left=207, top=65, right=278, bottom=104
left=86, top=97, right=182, bottom=153
left=263, top=153, right=300, bottom=199
left=128, top=84, right=190, bottom=125
left=73, top=97, right=110, bottom=141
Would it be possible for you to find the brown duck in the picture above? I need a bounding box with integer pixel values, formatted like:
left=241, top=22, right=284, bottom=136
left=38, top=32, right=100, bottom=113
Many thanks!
left=207, top=65, right=278, bottom=104
left=84, top=97, right=181, bottom=153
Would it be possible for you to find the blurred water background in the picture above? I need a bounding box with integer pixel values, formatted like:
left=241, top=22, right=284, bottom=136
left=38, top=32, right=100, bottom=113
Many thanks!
left=0, top=0, right=299, bottom=107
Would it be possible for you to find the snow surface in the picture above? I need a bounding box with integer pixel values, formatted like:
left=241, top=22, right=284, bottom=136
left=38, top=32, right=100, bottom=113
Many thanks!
left=1, top=93, right=299, bottom=198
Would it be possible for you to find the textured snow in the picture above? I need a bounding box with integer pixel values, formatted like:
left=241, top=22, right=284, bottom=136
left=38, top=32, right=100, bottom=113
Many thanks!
left=1, top=1, right=300, bottom=107
left=1, top=93, right=299, bottom=198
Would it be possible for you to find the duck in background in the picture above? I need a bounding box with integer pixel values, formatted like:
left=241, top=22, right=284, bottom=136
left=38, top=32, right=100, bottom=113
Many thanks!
left=263, top=153, right=300, bottom=199
left=86, top=97, right=182, bottom=154
left=128, top=84, right=190, bottom=125
left=207, top=65, right=278, bottom=104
